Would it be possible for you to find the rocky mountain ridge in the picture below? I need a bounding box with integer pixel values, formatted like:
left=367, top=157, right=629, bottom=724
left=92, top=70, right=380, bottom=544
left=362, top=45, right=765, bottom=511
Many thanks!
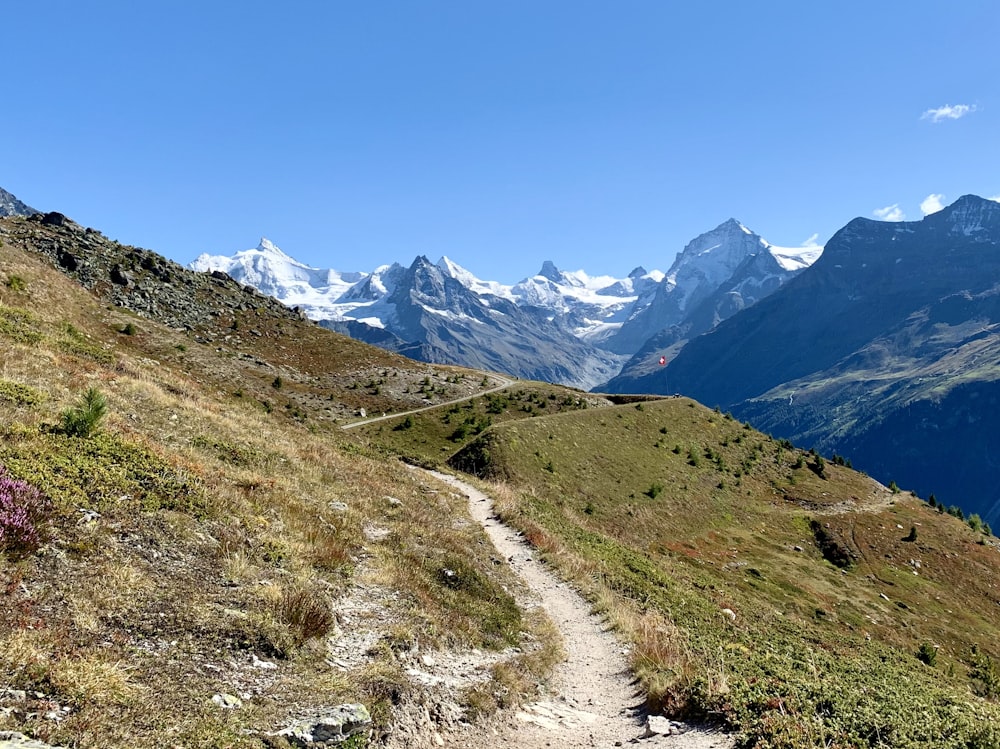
left=653, top=194, right=1000, bottom=525
left=191, top=220, right=819, bottom=388
left=0, top=186, right=37, bottom=217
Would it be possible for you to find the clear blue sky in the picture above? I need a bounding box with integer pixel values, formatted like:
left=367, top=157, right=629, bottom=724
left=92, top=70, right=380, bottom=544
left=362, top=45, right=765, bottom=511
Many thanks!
left=6, top=1, right=998, bottom=282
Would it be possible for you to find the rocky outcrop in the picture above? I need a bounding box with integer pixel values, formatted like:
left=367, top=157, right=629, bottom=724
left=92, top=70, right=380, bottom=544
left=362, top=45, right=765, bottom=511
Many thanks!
left=0, top=213, right=313, bottom=334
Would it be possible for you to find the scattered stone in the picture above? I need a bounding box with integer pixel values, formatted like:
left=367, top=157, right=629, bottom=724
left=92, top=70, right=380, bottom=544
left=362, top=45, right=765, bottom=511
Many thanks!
left=385, top=496, right=403, bottom=507
left=720, top=608, right=737, bottom=621
left=212, top=693, right=242, bottom=709
left=792, top=545, right=804, bottom=552
left=328, top=501, right=349, bottom=513
left=642, top=715, right=673, bottom=737
left=252, top=654, right=278, bottom=670
left=0, top=733, right=67, bottom=749
left=276, top=704, right=372, bottom=747
left=363, top=524, right=390, bottom=542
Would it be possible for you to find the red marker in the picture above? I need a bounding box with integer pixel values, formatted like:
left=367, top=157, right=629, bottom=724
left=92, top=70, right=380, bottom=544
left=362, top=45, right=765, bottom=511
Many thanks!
left=658, top=356, right=666, bottom=366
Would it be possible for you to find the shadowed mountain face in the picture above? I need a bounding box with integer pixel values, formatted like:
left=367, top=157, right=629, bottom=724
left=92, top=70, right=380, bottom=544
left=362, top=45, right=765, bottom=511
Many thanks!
left=655, top=195, right=1000, bottom=523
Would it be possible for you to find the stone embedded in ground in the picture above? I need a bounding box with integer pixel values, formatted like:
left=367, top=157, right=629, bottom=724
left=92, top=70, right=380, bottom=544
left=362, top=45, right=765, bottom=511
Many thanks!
left=277, top=704, right=372, bottom=746
left=0, top=733, right=67, bottom=749
left=212, top=693, right=242, bottom=709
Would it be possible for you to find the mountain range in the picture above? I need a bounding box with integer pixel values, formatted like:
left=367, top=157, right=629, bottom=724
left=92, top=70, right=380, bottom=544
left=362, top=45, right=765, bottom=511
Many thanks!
left=6, top=189, right=1000, bottom=747
left=192, top=221, right=818, bottom=388
left=644, top=194, right=1000, bottom=526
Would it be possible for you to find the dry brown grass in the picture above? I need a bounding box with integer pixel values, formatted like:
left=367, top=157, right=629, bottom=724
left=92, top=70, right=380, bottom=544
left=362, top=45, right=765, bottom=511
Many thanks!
left=0, top=223, right=561, bottom=746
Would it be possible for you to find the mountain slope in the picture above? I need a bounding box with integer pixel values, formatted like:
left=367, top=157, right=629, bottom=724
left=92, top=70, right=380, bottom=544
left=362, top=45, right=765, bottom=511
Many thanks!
left=0, top=212, right=555, bottom=747
left=657, top=194, right=1000, bottom=523
left=0, top=186, right=38, bottom=217
left=334, top=255, right=628, bottom=389
left=405, top=397, right=1000, bottom=748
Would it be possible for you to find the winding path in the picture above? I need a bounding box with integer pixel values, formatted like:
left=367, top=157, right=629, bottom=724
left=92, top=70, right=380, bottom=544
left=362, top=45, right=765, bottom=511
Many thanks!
left=427, top=470, right=735, bottom=749
left=341, top=376, right=515, bottom=430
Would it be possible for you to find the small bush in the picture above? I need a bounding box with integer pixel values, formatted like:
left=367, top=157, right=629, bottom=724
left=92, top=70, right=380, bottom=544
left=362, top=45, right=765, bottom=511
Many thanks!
left=394, top=415, right=415, bottom=431
left=916, top=642, right=938, bottom=667
left=5, top=275, right=26, bottom=291
left=120, top=322, right=137, bottom=335
left=645, top=482, right=664, bottom=499
left=0, top=380, right=45, bottom=407
left=279, top=584, right=335, bottom=645
left=0, top=468, right=53, bottom=557
left=272, top=376, right=283, bottom=389
left=60, top=387, right=108, bottom=437
left=889, top=481, right=900, bottom=494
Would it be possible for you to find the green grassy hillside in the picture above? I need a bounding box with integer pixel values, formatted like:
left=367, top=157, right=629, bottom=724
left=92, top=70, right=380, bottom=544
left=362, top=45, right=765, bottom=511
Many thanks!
left=446, top=399, right=1000, bottom=747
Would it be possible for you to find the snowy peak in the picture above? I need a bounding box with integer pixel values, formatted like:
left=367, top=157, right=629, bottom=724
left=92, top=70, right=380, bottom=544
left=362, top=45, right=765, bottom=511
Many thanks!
left=663, top=219, right=772, bottom=312
left=538, top=260, right=563, bottom=283
left=190, top=239, right=366, bottom=316
left=0, top=186, right=38, bottom=217
left=437, top=255, right=513, bottom=298
left=936, top=194, right=1000, bottom=236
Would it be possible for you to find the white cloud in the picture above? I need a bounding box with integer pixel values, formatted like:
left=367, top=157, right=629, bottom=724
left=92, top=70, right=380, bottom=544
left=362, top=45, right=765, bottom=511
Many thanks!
left=920, top=194, right=946, bottom=215
left=801, top=233, right=820, bottom=247
left=990, top=195, right=1000, bottom=203
left=921, top=104, right=976, bottom=123
left=873, top=204, right=906, bottom=222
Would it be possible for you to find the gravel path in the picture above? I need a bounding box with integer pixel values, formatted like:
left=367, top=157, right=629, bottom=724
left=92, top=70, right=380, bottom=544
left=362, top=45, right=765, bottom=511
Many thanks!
left=427, top=471, right=735, bottom=749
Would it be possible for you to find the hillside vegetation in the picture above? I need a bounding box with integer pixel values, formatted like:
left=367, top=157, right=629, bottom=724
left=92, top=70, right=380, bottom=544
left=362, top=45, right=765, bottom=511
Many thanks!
left=0, top=216, right=556, bottom=747
left=5, top=211, right=1000, bottom=748
left=431, top=400, right=1000, bottom=747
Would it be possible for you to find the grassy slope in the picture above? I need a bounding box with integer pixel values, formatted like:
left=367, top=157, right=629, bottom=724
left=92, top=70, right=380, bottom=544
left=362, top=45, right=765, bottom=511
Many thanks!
left=442, top=399, right=1000, bottom=747
left=0, top=227, right=550, bottom=746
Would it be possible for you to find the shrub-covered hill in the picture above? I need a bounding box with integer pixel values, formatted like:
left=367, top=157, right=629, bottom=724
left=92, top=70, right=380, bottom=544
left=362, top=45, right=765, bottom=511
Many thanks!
left=0, top=217, right=554, bottom=746
left=447, top=400, right=1000, bottom=747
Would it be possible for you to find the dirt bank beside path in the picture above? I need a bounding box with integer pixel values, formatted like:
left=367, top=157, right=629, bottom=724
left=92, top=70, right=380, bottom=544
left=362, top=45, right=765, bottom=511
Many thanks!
left=426, top=470, right=735, bottom=749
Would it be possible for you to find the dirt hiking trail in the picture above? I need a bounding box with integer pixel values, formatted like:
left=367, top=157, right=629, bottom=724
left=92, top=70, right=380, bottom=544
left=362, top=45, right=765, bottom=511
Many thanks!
left=428, top=470, right=736, bottom=749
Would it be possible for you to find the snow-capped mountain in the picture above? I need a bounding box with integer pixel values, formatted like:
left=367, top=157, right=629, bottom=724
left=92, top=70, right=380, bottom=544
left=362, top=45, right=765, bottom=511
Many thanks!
left=189, top=219, right=820, bottom=389
left=191, top=239, right=367, bottom=319
left=603, top=219, right=820, bottom=355
left=0, top=186, right=38, bottom=217
left=510, top=262, right=664, bottom=342
left=322, top=255, right=629, bottom=389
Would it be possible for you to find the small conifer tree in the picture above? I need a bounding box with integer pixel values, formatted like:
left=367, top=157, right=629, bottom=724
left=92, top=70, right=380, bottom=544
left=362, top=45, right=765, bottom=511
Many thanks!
left=60, top=387, right=108, bottom=437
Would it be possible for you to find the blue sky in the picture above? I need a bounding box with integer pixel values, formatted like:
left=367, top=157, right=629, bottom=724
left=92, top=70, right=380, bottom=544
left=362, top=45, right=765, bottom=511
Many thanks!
left=6, top=1, right=998, bottom=282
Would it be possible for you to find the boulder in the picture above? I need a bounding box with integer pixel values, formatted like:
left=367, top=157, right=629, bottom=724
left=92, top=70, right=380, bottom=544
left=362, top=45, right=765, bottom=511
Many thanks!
left=276, top=704, right=372, bottom=747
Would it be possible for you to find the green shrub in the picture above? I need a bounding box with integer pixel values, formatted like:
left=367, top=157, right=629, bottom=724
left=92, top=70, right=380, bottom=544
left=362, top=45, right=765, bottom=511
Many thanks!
left=5, top=275, right=26, bottom=291
left=916, top=642, right=938, bottom=666
left=645, top=482, right=664, bottom=499
left=0, top=380, right=45, bottom=406
left=59, top=387, right=108, bottom=437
